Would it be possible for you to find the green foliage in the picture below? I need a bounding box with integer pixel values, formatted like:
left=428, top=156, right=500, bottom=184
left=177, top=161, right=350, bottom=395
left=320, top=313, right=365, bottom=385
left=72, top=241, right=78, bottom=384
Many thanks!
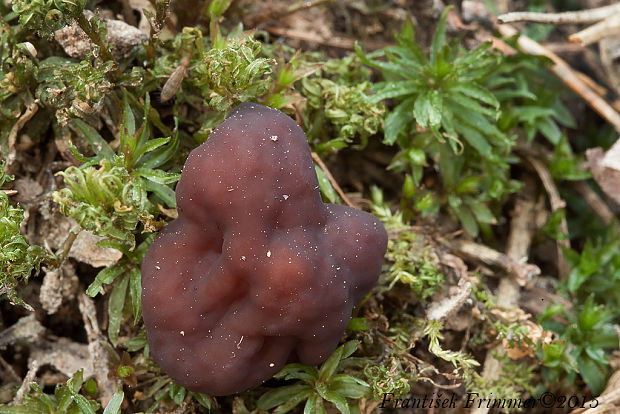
left=86, top=235, right=153, bottom=345
left=358, top=8, right=505, bottom=150
left=540, top=225, right=620, bottom=394
left=12, top=0, right=86, bottom=34
left=53, top=93, right=177, bottom=341
left=364, top=358, right=411, bottom=401
left=53, top=94, right=179, bottom=247
left=257, top=341, right=370, bottom=414
left=143, top=377, right=212, bottom=414
left=541, top=208, right=568, bottom=240
left=102, top=391, right=124, bottom=414
left=563, top=223, right=620, bottom=309
left=54, top=161, right=154, bottom=242
left=424, top=320, right=480, bottom=372
left=539, top=296, right=618, bottom=395
left=148, top=26, right=322, bottom=137
left=36, top=56, right=117, bottom=125
left=371, top=186, right=444, bottom=298
left=192, top=34, right=274, bottom=111
left=0, top=15, right=39, bottom=151
left=0, top=164, right=53, bottom=309
left=491, top=49, right=575, bottom=146
left=539, top=338, right=578, bottom=385
left=369, top=185, right=408, bottom=230
left=465, top=354, right=536, bottom=413
left=548, top=136, right=590, bottom=180
left=384, top=235, right=444, bottom=299
left=357, top=7, right=520, bottom=236
left=493, top=321, right=532, bottom=349
left=0, top=369, right=100, bottom=414
left=301, top=56, right=385, bottom=153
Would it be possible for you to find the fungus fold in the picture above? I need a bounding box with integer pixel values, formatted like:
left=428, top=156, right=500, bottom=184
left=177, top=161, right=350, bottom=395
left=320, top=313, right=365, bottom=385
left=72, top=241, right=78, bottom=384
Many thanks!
left=141, top=102, right=387, bottom=396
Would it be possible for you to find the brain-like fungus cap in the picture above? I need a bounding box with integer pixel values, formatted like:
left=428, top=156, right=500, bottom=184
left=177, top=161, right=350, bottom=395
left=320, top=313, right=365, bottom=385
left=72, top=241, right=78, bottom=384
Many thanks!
left=141, top=102, right=387, bottom=396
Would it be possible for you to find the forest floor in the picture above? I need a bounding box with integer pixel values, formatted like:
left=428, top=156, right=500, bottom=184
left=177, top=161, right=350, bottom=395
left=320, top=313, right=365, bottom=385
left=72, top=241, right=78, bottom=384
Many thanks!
left=1, top=0, right=620, bottom=413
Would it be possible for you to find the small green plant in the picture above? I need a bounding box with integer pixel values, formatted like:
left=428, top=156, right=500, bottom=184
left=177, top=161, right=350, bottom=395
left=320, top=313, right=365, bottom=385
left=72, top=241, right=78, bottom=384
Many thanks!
left=257, top=341, right=370, bottom=414
left=0, top=369, right=102, bottom=414
left=383, top=232, right=444, bottom=299
left=192, top=34, right=274, bottom=112
left=0, top=163, right=54, bottom=309
left=12, top=0, right=86, bottom=34
left=142, top=377, right=212, bottom=414
left=53, top=93, right=179, bottom=247
left=563, top=223, right=620, bottom=310
left=371, top=186, right=444, bottom=298
left=424, top=320, right=480, bottom=372
left=86, top=235, right=153, bottom=346
left=465, top=355, right=536, bottom=413
left=548, top=136, right=590, bottom=181
left=357, top=8, right=506, bottom=151
left=539, top=296, right=618, bottom=394
left=300, top=56, right=385, bottom=153
left=36, top=56, right=117, bottom=125
left=357, top=7, right=519, bottom=236
left=364, top=358, right=412, bottom=401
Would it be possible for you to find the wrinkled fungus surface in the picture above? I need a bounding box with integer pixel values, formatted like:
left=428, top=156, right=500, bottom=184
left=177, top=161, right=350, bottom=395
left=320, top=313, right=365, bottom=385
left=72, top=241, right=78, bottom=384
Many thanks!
left=141, top=103, right=387, bottom=396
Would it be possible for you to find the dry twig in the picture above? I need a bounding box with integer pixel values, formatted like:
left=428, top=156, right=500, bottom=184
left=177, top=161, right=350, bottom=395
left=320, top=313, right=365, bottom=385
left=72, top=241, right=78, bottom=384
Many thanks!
left=442, top=239, right=540, bottom=285
left=440, top=239, right=540, bottom=286
left=572, top=181, right=617, bottom=226
left=570, top=13, right=620, bottom=46
left=526, top=155, right=570, bottom=279
left=13, top=360, right=39, bottom=405
left=498, top=4, right=620, bottom=24
left=473, top=182, right=538, bottom=414
left=78, top=293, right=117, bottom=407
left=311, top=152, right=355, bottom=208
left=572, top=370, right=620, bottom=414
left=495, top=25, right=620, bottom=134
left=0, top=355, right=20, bottom=384
left=4, top=100, right=40, bottom=170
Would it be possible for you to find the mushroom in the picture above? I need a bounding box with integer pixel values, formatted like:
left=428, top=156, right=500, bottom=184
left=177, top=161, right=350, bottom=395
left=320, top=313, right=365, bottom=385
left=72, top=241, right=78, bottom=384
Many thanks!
left=141, top=102, right=387, bottom=396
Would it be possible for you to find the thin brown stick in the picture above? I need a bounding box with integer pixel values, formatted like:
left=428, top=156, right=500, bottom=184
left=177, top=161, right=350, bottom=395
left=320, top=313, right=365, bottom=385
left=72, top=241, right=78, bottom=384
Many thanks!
left=74, top=12, right=118, bottom=69
left=119, top=0, right=137, bottom=26
left=428, top=388, right=438, bottom=414
left=496, top=25, right=620, bottom=134
left=52, top=230, right=79, bottom=267
left=472, top=183, right=538, bottom=414
left=569, top=13, right=620, bottom=46
left=4, top=100, right=40, bottom=170
left=572, top=181, right=617, bottom=226
left=14, top=360, right=39, bottom=404
left=0, top=354, right=20, bottom=383
left=575, top=72, right=609, bottom=97
left=572, top=371, right=620, bottom=414
left=441, top=238, right=540, bottom=285
left=498, top=5, right=620, bottom=24
left=263, top=26, right=391, bottom=51
left=526, top=155, right=570, bottom=279
left=311, top=152, right=355, bottom=208
left=78, top=293, right=117, bottom=407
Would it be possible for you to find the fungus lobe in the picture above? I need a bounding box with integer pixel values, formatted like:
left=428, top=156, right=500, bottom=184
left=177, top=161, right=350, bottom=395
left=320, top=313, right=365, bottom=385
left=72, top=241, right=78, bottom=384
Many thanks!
left=141, top=102, right=387, bottom=396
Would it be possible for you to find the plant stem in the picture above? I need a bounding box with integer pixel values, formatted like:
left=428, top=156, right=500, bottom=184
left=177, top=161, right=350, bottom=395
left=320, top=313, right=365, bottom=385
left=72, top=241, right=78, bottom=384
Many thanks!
left=74, top=12, right=120, bottom=78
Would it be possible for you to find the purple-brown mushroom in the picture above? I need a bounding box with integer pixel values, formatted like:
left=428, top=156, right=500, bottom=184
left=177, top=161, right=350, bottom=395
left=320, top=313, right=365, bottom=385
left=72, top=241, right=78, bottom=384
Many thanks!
left=141, top=102, right=387, bottom=396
